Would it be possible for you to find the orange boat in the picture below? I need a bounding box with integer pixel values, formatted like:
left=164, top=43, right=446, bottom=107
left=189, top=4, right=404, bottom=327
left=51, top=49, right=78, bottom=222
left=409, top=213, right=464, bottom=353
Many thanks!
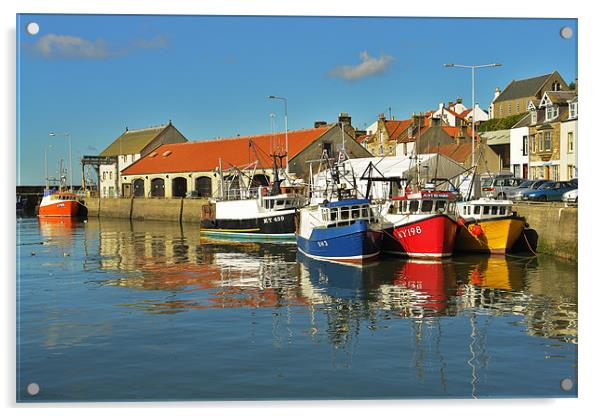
left=38, top=190, right=82, bottom=217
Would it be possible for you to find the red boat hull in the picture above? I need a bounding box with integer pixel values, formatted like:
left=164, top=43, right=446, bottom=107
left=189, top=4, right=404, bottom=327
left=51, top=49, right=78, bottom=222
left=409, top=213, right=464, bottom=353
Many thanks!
left=38, top=200, right=80, bottom=217
left=383, top=215, right=458, bottom=258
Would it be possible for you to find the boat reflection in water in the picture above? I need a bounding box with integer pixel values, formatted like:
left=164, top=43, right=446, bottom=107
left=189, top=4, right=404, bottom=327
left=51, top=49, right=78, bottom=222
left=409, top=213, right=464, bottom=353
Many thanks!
left=86, top=218, right=576, bottom=346
left=376, top=259, right=458, bottom=317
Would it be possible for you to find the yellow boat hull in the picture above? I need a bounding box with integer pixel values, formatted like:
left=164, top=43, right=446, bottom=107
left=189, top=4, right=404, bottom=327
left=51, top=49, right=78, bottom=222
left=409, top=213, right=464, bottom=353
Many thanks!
left=456, top=217, right=525, bottom=254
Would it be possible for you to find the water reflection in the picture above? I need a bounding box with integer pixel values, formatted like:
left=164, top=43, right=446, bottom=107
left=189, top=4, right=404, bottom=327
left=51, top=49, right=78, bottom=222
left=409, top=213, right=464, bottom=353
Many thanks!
left=19, top=217, right=578, bottom=399
left=78, top=218, right=577, bottom=345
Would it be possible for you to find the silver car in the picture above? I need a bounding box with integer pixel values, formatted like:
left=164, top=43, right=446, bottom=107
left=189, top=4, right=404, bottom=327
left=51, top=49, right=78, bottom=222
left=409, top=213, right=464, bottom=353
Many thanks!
left=481, top=176, right=526, bottom=199
left=562, top=188, right=578, bottom=203
left=508, top=179, right=550, bottom=200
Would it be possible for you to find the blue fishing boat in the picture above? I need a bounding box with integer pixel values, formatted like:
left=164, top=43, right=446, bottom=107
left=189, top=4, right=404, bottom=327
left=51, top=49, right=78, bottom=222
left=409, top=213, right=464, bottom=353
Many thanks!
left=296, top=198, right=383, bottom=264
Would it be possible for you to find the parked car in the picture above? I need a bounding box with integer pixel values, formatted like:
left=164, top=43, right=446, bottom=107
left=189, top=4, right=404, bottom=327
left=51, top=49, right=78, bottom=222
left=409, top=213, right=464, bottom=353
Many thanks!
left=508, top=179, right=550, bottom=200
left=481, top=176, right=525, bottom=199
left=562, top=188, right=578, bottom=203
left=522, top=181, right=576, bottom=202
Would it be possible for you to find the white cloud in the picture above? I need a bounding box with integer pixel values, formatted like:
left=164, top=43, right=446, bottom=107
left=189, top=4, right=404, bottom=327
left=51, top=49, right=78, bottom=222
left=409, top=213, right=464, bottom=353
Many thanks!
left=28, top=33, right=170, bottom=59
left=328, top=51, right=394, bottom=81
left=131, top=34, right=169, bottom=49
left=32, top=34, right=110, bottom=59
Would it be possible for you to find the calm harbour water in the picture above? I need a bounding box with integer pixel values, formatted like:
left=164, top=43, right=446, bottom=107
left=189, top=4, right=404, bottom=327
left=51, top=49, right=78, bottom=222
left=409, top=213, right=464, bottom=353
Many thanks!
left=16, top=216, right=577, bottom=401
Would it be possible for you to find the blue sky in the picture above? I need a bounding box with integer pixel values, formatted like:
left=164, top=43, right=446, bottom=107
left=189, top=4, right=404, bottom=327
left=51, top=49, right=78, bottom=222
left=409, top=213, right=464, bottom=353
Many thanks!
left=16, top=14, right=577, bottom=185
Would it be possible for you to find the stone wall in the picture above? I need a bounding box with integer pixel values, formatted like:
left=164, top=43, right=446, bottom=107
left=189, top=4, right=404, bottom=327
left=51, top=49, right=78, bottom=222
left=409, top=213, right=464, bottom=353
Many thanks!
left=513, top=202, right=577, bottom=262
left=83, top=197, right=208, bottom=224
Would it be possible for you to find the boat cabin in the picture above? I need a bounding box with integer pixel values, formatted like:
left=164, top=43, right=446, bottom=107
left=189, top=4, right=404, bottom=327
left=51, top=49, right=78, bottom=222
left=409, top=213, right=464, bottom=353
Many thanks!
left=261, top=194, right=305, bottom=211
left=389, top=191, right=457, bottom=216
left=459, top=200, right=513, bottom=219
left=319, top=199, right=377, bottom=227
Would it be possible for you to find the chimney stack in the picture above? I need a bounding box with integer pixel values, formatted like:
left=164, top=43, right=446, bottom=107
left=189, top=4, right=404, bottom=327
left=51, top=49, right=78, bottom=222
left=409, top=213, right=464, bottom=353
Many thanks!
left=379, top=113, right=386, bottom=121
left=314, top=121, right=327, bottom=128
left=338, top=112, right=352, bottom=126
left=494, top=87, right=501, bottom=100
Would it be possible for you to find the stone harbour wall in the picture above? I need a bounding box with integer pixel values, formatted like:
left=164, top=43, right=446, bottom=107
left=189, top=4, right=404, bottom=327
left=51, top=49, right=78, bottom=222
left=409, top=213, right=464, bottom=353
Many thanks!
left=83, top=197, right=209, bottom=224
left=513, top=202, right=577, bottom=262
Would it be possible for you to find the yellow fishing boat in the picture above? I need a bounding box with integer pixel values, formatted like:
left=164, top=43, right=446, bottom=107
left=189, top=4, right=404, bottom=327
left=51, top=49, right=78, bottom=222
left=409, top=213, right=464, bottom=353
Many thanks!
left=455, top=198, right=525, bottom=254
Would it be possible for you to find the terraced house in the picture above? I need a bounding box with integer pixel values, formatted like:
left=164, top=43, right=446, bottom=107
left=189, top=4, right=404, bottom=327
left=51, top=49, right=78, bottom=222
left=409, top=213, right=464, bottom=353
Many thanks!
left=489, top=71, right=568, bottom=119
left=528, top=90, right=577, bottom=180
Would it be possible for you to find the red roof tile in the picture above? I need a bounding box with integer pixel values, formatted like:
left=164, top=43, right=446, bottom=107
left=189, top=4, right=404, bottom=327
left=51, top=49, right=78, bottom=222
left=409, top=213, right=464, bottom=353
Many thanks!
left=122, top=126, right=331, bottom=175
left=384, top=119, right=413, bottom=141
left=427, top=143, right=472, bottom=163
left=441, top=126, right=480, bottom=141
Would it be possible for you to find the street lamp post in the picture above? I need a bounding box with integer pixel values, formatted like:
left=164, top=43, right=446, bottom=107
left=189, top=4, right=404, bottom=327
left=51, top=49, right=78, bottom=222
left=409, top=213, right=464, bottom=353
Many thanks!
left=49, top=132, right=72, bottom=191
left=268, top=96, right=289, bottom=175
left=443, top=63, right=502, bottom=168
left=44, top=144, right=53, bottom=190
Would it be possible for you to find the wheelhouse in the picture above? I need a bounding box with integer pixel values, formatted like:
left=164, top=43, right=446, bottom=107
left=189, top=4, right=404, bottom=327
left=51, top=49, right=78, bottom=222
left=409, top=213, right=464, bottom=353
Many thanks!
left=389, top=191, right=457, bottom=216
left=319, top=199, right=377, bottom=227
left=460, top=201, right=512, bottom=219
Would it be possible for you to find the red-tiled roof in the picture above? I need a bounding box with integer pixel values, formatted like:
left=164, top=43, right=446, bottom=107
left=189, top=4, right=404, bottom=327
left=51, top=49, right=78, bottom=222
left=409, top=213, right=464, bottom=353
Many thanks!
left=355, top=134, right=371, bottom=144
left=427, top=143, right=472, bottom=163
left=441, top=126, right=480, bottom=141
left=459, top=109, right=472, bottom=118
left=122, top=126, right=331, bottom=175
left=384, top=119, right=413, bottom=141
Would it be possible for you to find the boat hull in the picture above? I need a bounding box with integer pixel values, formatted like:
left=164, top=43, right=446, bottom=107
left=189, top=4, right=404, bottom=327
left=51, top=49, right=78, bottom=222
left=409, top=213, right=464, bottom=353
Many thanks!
left=383, top=214, right=457, bottom=258
left=200, top=211, right=296, bottom=238
left=296, top=220, right=382, bottom=264
left=38, top=199, right=80, bottom=217
left=455, top=216, right=525, bottom=254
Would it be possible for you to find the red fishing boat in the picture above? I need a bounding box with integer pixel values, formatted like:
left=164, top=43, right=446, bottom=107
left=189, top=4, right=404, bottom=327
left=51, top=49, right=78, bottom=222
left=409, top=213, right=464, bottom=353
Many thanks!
left=382, top=186, right=458, bottom=258
left=38, top=189, right=82, bottom=217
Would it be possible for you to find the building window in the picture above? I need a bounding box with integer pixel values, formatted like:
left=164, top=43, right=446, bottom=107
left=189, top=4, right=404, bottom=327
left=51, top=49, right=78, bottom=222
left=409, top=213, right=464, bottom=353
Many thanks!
left=522, top=135, right=529, bottom=156
left=538, top=133, right=543, bottom=152
left=544, top=131, right=552, bottom=152
left=378, top=145, right=384, bottom=156
left=531, top=135, right=536, bottom=154
left=102, top=171, right=106, bottom=181
left=508, top=103, right=512, bottom=114
left=552, top=81, right=561, bottom=91
left=109, top=171, right=113, bottom=180
left=499, top=106, right=503, bottom=117
left=552, top=165, right=559, bottom=181
left=568, top=131, right=574, bottom=153
left=569, top=102, right=578, bottom=118
left=516, top=102, right=520, bottom=113
left=513, top=164, right=520, bottom=177
left=403, top=143, right=408, bottom=156
left=531, top=111, right=537, bottom=125
left=568, top=164, right=576, bottom=179
left=545, top=105, right=558, bottom=121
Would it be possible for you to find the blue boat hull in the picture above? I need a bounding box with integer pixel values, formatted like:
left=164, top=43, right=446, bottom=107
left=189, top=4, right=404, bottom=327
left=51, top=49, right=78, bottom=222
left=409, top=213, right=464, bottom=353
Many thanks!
left=296, top=220, right=382, bottom=264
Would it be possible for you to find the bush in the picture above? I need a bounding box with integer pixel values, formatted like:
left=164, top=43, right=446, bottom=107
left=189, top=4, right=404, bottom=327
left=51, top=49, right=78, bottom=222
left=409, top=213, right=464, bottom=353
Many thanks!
left=478, top=113, right=528, bottom=133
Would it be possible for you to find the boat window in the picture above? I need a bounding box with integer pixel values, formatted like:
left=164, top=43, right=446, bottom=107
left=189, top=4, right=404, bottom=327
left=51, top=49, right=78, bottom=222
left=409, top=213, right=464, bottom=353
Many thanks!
left=491, top=206, right=498, bottom=215
left=483, top=206, right=490, bottom=215
left=330, top=208, right=337, bottom=222
left=448, top=202, right=456, bottom=214
left=388, top=201, right=397, bottom=214
left=499, top=206, right=506, bottom=215
left=409, top=200, right=419, bottom=213
left=435, top=200, right=446, bottom=212
left=462, top=206, right=467, bottom=215
left=474, top=206, right=481, bottom=214
left=400, top=201, right=407, bottom=213
left=421, top=200, right=434, bottom=213
left=351, top=205, right=361, bottom=219
left=340, top=207, right=350, bottom=220
left=362, top=206, right=370, bottom=218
